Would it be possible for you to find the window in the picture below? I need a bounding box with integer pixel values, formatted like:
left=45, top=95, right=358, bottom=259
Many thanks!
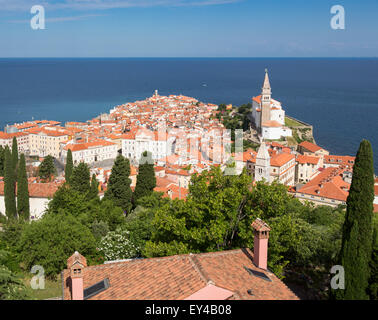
left=244, top=266, right=271, bottom=282
left=84, top=278, right=110, bottom=300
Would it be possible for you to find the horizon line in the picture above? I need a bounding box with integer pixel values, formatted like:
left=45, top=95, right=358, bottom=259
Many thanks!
left=1, top=56, right=378, bottom=59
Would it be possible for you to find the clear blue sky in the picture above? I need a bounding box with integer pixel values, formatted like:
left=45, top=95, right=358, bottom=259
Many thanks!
left=1, top=0, right=378, bottom=57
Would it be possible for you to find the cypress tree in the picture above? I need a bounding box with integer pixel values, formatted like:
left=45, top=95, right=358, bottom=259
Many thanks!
left=70, top=162, right=91, bottom=195
left=88, top=173, right=99, bottom=200
left=4, top=147, right=17, bottom=219
left=11, top=137, right=18, bottom=172
left=0, top=146, right=4, bottom=177
left=368, top=217, right=378, bottom=300
left=17, top=154, right=30, bottom=220
left=104, top=154, right=132, bottom=213
left=134, top=151, right=156, bottom=203
left=334, top=140, right=374, bottom=300
left=65, top=149, right=73, bottom=183
left=38, top=155, right=56, bottom=182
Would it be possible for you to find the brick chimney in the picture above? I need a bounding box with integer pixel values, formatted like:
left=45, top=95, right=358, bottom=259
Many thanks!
left=67, top=251, right=87, bottom=300
left=251, top=218, right=271, bottom=270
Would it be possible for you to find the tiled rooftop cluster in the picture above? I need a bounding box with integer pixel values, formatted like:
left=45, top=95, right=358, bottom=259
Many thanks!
left=62, top=219, right=299, bottom=300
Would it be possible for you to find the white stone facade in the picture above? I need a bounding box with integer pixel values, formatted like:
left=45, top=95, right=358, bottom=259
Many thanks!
left=122, top=129, right=175, bottom=162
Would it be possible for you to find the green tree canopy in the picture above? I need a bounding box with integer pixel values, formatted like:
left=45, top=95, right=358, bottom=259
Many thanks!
left=0, top=260, right=30, bottom=300
left=143, top=166, right=345, bottom=280
left=38, top=155, right=56, bottom=182
left=65, top=149, right=73, bottom=183
left=134, top=151, right=156, bottom=203
left=47, top=185, right=126, bottom=232
left=368, top=215, right=378, bottom=300
left=47, top=184, right=88, bottom=217
left=0, top=146, right=5, bottom=177
left=333, top=140, right=375, bottom=300
left=17, top=214, right=98, bottom=278
left=17, top=154, right=30, bottom=220
left=124, top=192, right=168, bottom=252
left=88, top=173, right=99, bottom=200
left=143, top=167, right=253, bottom=257
left=11, top=137, right=18, bottom=172
left=104, top=155, right=132, bottom=213
left=69, top=162, right=90, bottom=195
left=4, top=147, right=17, bottom=219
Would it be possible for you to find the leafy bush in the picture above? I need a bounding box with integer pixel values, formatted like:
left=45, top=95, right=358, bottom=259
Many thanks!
left=98, top=228, right=140, bottom=261
left=17, top=214, right=98, bottom=278
left=0, top=264, right=30, bottom=300
left=91, top=220, right=109, bottom=241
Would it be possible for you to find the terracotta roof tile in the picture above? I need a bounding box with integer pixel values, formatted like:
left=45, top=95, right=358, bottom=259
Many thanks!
left=0, top=181, right=61, bottom=198
left=270, top=153, right=295, bottom=167
left=62, top=249, right=298, bottom=300
left=299, top=141, right=323, bottom=153
left=296, top=155, right=320, bottom=165
left=297, top=167, right=350, bottom=201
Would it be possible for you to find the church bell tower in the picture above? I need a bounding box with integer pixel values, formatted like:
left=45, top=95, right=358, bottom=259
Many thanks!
left=260, top=69, right=272, bottom=126
left=255, top=142, right=271, bottom=182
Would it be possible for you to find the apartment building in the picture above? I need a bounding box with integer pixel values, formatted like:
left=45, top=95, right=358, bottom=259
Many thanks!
left=27, top=128, right=68, bottom=158
left=295, top=155, right=322, bottom=184
left=295, top=166, right=350, bottom=207
left=62, top=140, right=118, bottom=165
left=0, top=131, right=29, bottom=154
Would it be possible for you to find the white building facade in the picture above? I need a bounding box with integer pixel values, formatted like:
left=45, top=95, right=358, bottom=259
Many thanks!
left=61, top=140, right=118, bottom=165
left=122, top=128, right=176, bottom=162
left=0, top=132, right=29, bottom=154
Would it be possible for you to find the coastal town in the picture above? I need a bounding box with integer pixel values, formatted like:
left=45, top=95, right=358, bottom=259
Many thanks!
left=1, top=0, right=378, bottom=307
left=0, top=70, right=377, bottom=302
left=1, top=70, right=376, bottom=219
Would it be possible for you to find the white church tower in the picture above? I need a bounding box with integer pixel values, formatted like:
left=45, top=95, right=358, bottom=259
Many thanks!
left=255, top=142, right=271, bottom=182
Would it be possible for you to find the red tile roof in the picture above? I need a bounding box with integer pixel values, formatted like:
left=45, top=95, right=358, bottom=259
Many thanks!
left=0, top=131, right=28, bottom=140
left=299, top=141, right=323, bottom=153
left=64, top=140, right=116, bottom=152
left=324, top=155, right=355, bottom=166
left=270, top=153, right=295, bottom=167
left=261, top=120, right=282, bottom=128
left=252, top=95, right=262, bottom=104
left=296, top=155, right=320, bottom=165
left=0, top=181, right=61, bottom=198
left=297, top=167, right=350, bottom=201
left=62, top=249, right=298, bottom=300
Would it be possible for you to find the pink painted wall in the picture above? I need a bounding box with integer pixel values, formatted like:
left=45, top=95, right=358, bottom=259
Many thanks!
left=184, top=284, right=234, bottom=300
left=71, top=278, right=84, bottom=300
left=254, top=235, right=268, bottom=270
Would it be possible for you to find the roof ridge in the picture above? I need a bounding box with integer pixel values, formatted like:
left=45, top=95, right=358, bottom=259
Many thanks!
left=188, top=255, right=209, bottom=285
left=191, top=248, right=245, bottom=258
left=65, top=254, right=191, bottom=272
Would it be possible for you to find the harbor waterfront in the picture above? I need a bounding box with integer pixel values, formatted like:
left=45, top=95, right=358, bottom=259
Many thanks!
left=0, top=58, right=377, bottom=173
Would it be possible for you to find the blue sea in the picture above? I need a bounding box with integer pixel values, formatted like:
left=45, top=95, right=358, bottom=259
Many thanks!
left=0, top=58, right=377, bottom=173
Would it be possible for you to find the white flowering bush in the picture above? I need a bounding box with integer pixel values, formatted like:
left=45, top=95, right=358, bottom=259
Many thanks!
left=98, top=228, right=140, bottom=261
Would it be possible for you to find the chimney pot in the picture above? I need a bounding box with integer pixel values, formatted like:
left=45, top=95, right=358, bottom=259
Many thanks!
left=67, top=251, right=87, bottom=300
left=251, top=218, right=270, bottom=270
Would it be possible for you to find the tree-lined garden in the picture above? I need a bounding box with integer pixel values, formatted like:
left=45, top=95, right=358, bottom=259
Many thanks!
left=0, top=142, right=376, bottom=300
